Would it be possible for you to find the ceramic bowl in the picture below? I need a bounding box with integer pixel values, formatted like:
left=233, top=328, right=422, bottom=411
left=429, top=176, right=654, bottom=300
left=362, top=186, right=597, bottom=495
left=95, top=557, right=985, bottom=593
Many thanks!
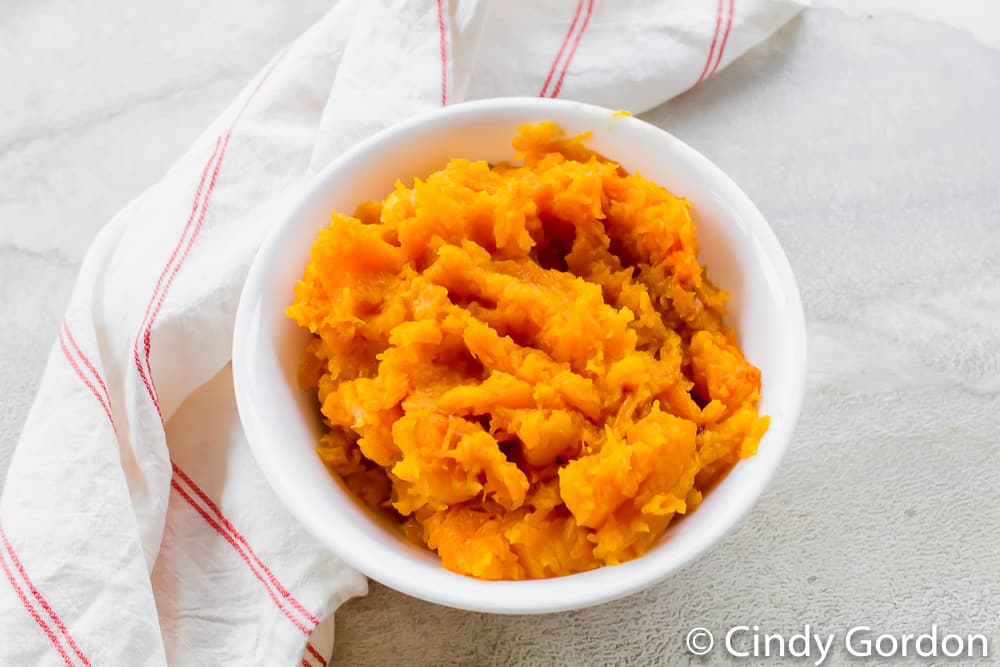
left=232, top=97, right=806, bottom=614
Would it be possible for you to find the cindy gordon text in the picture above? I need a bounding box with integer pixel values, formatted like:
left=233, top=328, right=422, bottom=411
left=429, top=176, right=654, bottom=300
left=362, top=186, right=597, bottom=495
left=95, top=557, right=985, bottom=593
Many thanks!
left=685, top=624, right=989, bottom=664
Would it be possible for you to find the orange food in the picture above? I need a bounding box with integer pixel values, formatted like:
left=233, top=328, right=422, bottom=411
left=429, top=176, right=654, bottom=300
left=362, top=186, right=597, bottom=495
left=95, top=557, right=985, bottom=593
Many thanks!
left=287, top=122, right=768, bottom=580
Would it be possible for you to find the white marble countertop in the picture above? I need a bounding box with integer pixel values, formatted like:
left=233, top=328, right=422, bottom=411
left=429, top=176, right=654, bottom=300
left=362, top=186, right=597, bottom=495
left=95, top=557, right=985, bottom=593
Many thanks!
left=3, top=2, right=999, bottom=665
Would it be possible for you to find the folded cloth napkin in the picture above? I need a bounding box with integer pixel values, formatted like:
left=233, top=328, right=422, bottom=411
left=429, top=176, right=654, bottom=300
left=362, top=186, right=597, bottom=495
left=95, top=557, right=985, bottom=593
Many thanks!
left=0, top=1, right=801, bottom=664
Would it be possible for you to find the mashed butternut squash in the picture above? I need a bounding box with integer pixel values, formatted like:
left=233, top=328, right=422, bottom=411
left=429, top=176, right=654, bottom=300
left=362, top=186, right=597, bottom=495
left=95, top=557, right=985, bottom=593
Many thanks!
left=287, top=122, right=768, bottom=580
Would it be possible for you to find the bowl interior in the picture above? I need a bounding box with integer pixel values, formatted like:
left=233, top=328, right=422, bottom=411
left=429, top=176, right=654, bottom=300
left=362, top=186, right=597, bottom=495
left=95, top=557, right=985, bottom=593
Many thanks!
left=233, top=98, right=806, bottom=614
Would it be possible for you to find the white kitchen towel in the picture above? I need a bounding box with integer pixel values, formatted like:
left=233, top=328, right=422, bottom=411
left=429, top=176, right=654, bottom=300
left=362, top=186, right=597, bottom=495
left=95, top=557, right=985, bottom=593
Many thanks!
left=0, top=1, right=801, bottom=664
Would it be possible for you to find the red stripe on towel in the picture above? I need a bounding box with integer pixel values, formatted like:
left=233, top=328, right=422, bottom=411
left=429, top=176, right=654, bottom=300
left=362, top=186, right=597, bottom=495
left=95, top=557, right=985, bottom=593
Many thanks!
left=540, top=0, right=584, bottom=97
left=436, top=0, right=449, bottom=105
left=549, top=0, right=594, bottom=99
left=171, top=463, right=321, bottom=626
left=131, top=44, right=323, bottom=651
left=62, top=326, right=111, bottom=408
left=133, top=135, right=221, bottom=418
left=136, top=48, right=288, bottom=418
left=0, top=527, right=76, bottom=666
left=694, top=0, right=724, bottom=86
left=306, top=641, right=328, bottom=667
left=0, top=524, right=91, bottom=666
left=137, top=131, right=229, bottom=417
left=59, top=326, right=116, bottom=432
left=170, top=477, right=316, bottom=636
left=707, top=0, right=735, bottom=79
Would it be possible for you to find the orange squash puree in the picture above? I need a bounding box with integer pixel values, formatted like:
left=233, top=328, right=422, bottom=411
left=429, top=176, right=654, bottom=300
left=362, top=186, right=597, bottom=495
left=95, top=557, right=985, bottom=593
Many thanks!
left=287, top=122, right=768, bottom=580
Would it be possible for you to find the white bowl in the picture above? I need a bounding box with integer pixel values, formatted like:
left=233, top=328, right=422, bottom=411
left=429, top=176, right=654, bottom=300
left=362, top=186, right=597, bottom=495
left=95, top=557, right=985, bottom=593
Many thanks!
left=233, top=97, right=806, bottom=614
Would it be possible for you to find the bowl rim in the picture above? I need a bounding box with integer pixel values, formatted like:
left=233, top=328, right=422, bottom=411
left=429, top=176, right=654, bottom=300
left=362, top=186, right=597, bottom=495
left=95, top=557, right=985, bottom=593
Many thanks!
left=233, top=96, right=807, bottom=614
